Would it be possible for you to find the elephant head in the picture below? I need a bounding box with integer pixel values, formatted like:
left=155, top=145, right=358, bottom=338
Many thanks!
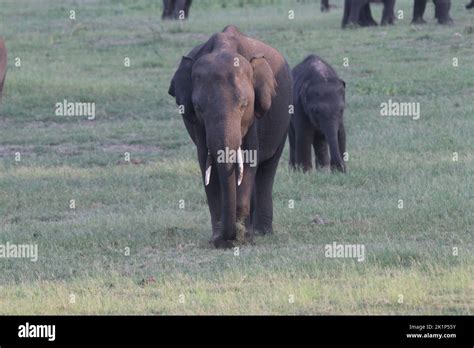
left=169, top=49, right=277, bottom=244
left=301, top=77, right=346, bottom=172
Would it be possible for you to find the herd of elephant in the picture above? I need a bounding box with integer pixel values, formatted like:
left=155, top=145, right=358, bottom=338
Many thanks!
left=169, top=26, right=346, bottom=248
left=340, top=0, right=456, bottom=27
left=166, top=1, right=473, bottom=248
left=162, top=0, right=474, bottom=27
left=0, top=1, right=471, bottom=249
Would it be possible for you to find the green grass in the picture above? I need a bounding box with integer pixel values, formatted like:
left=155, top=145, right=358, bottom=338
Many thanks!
left=0, top=0, right=473, bottom=314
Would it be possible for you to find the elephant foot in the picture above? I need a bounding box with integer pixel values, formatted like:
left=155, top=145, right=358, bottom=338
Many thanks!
left=254, top=225, right=273, bottom=235
left=468, top=3, right=474, bottom=10
left=412, top=17, right=427, bottom=24
left=381, top=20, right=395, bottom=26
left=344, top=22, right=360, bottom=30
left=210, top=234, right=234, bottom=249
left=317, top=165, right=331, bottom=173
left=438, top=17, right=453, bottom=25
left=331, top=163, right=346, bottom=173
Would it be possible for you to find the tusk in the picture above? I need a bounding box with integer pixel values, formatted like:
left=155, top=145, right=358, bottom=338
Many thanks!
left=205, top=150, right=212, bottom=186
left=237, top=147, right=244, bottom=186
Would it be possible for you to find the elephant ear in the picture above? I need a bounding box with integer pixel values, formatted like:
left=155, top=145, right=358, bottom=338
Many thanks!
left=250, top=55, right=277, bottom=118
left=169, top=56, right=195, bottom=123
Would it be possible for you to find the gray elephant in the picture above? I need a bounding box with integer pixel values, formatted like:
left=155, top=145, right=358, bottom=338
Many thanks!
left=162, top=0, right=192, bottom=20
left=0, top=39, right=6, bottom=99
left=289, top=55, right=346, bottom=173
left=412, top=0, right=453, bottom=24
left=168, top=25, right=292, bottom=247
left=342, top=0, right=396, bottom=28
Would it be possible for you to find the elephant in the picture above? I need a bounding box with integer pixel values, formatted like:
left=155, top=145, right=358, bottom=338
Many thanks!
left=0, top=39, right=6, bottom=100
left=468, top=1, right=474, bottom=9
left=412, top=0, right=453, bottom=24
left=168, top=25, right=292, bottom=248
left=321, top=0, right=330, bottom=12
left=289, top=55, right=346, bottom=173
left=162, top=0, right=192, bottom=20
left=342, top=0, right=396, bottom=28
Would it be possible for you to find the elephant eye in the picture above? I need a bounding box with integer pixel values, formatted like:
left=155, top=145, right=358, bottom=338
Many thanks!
left=240, top=100, right=248, bottom=110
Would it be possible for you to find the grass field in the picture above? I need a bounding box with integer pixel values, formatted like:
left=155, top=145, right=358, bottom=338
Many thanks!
left=0, top=0, right=473, bottom=314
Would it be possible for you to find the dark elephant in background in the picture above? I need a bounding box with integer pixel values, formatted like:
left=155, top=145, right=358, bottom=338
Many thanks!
left=289, top=55, right=346, bottom=173
left=0, top=39, right=6, bottom=100
left=321, top=0, right=330, bottom=12
left=467, top=0, right=474, bottom=9
left=168, top=26, right=292, bottom=247
left=412, top=0, right=452, bottom=24
left=162, top=0, right=192, bottom=20
left=342, top=0, right=396, bottom=28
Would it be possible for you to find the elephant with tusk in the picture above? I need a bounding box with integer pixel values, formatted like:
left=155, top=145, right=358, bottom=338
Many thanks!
left=169, top=25, right=292, bottom=248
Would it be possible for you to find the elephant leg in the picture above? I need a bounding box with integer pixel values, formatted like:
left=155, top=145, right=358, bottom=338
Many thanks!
left=434, top=0, right=453, bottom=24
left=288, top=119, right=296, bottom=169
left=313, top=132, right=330, bottom=170
left=0, top=74, right=5, bottom=98
left=184, top=0, right=192, bottom=18
left=236, top=165, right=256, bottom=241
left=342, top=0, right=351, bottom=27
left=295, top=120, right=314, bottom=172
left=321, top=0, right=330, bottom=12
left=467, top=0, right=474, bottom=9
left=381, top=0, right=396, bottom=25
left=173, top=0, right=188, bottom=19
left=412, top=0, right=427, bottom=24
left=359, top=3, right=378, bottom=26
left=236, top=125, right=258, bottom=240
left=338, top=122, right=347, bottom=166
left=348, top=1, right=367, bottom=27
left=253, top=138, right=286, bottom=235
left=162, top=0, right=175, bottom=19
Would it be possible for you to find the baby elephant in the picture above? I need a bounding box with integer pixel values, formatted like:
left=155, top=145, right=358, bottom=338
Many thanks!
left=289, top=55, right=346, bottom=173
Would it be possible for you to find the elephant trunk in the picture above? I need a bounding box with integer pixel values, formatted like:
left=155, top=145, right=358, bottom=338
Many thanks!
left=215, top=156, right=237, bottom=241
left=322, top=121, right=345, bottom=173
left=207, top=126, right=242, bottom=243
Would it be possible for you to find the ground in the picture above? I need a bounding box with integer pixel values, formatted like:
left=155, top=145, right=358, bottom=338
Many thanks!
left=0, top=0, right=472, bottom=314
